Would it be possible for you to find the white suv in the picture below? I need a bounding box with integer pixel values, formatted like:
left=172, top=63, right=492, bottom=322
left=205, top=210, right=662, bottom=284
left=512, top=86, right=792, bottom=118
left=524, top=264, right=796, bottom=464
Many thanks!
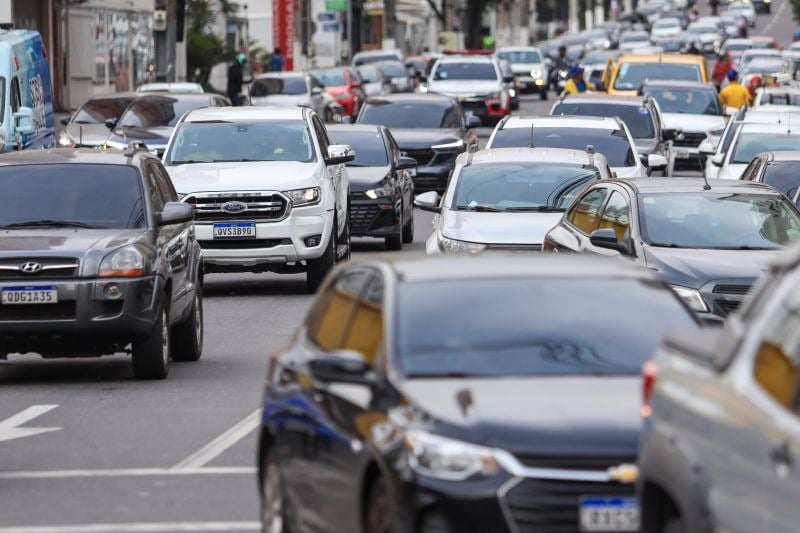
left=162, top=106, right=353, bottom=292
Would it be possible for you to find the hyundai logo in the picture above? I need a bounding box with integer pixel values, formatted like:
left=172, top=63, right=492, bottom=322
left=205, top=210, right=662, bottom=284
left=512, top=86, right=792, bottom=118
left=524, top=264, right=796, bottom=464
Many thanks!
left=221, top=201, right=248, bottom=214
left=20, top=262, right=42, bottom=274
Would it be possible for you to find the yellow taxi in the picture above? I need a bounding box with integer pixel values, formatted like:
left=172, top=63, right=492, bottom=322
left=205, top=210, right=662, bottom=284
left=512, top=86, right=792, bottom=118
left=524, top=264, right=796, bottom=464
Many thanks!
left=605, top=54, right=708, bottom=96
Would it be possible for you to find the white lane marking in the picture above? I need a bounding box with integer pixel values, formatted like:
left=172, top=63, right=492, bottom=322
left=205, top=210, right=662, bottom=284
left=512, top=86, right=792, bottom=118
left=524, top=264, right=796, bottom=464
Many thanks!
left=0, top=521, right=260, bottom=532
left=0, top=466, right=256, bottom=480
left=762, top=0, right=787, bottom=36
left=0, top=405, right=60, bottom=443
left=171, top=409, right=262, bottom=471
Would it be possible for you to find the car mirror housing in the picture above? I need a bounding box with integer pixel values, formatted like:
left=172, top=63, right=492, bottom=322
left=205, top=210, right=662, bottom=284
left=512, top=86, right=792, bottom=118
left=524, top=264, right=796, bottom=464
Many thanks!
left=398, top=156, right=417, bottom=170
left=648, top=154, right=668, bottom=169
left=466, top=115, right=482, bottom=129
left=60, top=115, right=71, bottom=126
left=13, top=106, right=36, bottom=135
left=589, top=228, right=631, bottom=255
left=503, top=75, right=515, bottom=83
left=711, top=154, right=725, bottom=167
left=309, top=351, right=376, bottom=386
left=414, top=191, right=441, bottom=213
left=104, top=117, right=118, bottom=130
left=661, top=328, right=735, bottom=372
left=157, top=202, right=194, bottom=226
left=662, top=128, right=682, bottom=142
left=326, top=144, right=355, bottom=165
left=698, top=140, right=715, bottom=155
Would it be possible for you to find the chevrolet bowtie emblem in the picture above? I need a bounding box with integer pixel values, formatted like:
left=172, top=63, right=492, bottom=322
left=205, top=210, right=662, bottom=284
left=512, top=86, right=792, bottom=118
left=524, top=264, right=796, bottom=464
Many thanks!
left=607, top=463, right=639, bottom=484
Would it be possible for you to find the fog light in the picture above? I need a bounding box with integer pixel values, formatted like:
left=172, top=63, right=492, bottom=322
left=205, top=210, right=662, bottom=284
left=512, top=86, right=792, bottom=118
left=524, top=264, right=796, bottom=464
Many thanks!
left=304, top=234, right=322, bottom=247
left=104, top=283, right=123, bottom=299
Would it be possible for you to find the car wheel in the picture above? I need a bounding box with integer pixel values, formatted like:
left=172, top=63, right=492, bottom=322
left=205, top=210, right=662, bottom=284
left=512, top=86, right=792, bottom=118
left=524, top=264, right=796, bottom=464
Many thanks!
left=364, top=478, right=392, bottom=533
left=340, top=214, right=352, bottom=261
left=419, top=512, right=453, bottom=533
left=402, top=204, right=414, bottom=244
left=385, top=232, right=402, bottom=251
left=261, top=450, right=288, bottom=533
left=306, top=228, right=335, bottom=294
left=131, top=301, right=170, bottom=380
left=170, top=288, right=203, bottom=362
left=540, top=89, right=548, bottom=100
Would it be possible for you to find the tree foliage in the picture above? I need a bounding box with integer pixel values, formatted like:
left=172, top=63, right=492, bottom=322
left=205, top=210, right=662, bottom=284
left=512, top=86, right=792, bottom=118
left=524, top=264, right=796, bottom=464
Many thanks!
left=792, top=0, right=800, bottom=26
left=186, top=0, right=239, bottom=86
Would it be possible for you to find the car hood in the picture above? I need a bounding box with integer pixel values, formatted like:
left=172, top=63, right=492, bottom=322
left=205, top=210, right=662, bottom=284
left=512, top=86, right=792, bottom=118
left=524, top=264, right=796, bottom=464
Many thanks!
left=440, top=209, right=564, bottom=245
left=427, top=80, right=501, bottom=96
left=509, top=63, right=544, bottom=74
left=107, top=126, right=172, bottom=148
left=65, top=123, right=111, bottom=147
left=399, top=376, right=640, bottom=458
left=347, top=166, right=391, bottom=191
left=643, top=246, right=778, bottom=289
left=250, top=94, right=309, bottom=106
left=389, top=128, right=462, bottom=150
left=661, top=113, right=726, bottom=133
left=166, top=161, right=322, bottom=194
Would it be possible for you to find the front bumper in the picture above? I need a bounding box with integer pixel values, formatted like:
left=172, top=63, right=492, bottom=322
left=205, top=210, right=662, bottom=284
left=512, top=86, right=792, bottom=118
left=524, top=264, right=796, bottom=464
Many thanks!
left=516, top=76, right=547, bottom=93
left=0, top=275, right=162, bottom=356
left=350, top=197, right=401, bottom=238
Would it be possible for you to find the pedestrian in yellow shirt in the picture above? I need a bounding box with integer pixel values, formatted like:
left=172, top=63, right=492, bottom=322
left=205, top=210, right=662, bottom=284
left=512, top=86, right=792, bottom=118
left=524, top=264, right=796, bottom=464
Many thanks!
left=564, top=66, right=595, bottom=95
left=719, top=69, right=751, bottom=110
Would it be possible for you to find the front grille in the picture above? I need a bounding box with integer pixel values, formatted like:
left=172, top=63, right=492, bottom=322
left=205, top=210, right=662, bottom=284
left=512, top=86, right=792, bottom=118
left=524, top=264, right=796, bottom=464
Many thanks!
left=514, top=454, right=630, bottom=470
left=0, top=258, right=79, bottom=280
left=713, top=284, right=752, bottom=295
left=403, top=148, right=435, bottom=167
left=0, top=302, right=76, bottom=321
left=199, top=238, right=290, bottom=250
left=350, top=204, right=396, bottom=235
left=674, top=132, right=706, bottom=148
left=716, top=300, right=742, bottom=316
left=486, top=244, right=542, bottom=252
left=185, top=192, right=289, bottom=222
left=501, top=477, right=634, bottom=532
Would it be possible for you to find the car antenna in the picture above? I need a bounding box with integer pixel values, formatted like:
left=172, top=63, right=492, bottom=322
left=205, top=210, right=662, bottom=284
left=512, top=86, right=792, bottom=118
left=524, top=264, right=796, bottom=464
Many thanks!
left=702, top=172, right=711, bottom=191
left=79, top=125, right=82, bottom=148
left=529, top=125, right=534, bottom=148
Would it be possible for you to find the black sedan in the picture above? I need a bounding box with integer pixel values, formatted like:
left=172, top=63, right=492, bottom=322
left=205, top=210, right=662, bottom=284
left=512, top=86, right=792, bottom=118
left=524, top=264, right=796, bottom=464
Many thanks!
left=356, top=94, right=480, bottom=193
left=257, top=254, right=699, bottom=533
left=543, top=178, right=800, bottom=322
left=328, top=124, right=417, bottom=249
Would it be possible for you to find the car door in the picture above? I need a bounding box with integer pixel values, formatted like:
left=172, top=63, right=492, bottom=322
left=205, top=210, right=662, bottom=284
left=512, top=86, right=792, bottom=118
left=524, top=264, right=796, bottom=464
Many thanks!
left=740, top=154, right=767, bottom=182
left=590, top=188, right=635, bottom=257
left=386, top=130, right=412, bottom=219
left=313, top=115, right=346, bottom=239
left=546, top=186, right=609, bottom=252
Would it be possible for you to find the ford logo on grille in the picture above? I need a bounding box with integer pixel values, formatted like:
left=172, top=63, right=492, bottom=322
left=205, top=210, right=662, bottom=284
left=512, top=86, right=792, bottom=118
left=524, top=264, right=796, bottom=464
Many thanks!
left=221, top=201, right=248, bottom=214
left=20, top=262, right=42, bottom=274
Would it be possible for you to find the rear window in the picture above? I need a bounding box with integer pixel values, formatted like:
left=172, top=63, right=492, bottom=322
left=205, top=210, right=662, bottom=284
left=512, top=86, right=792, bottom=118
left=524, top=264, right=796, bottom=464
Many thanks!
left=614, top=62, right=702, bottom=90
left=328, top=130, right=389, bottom=167
left=0, top=164, right=145, bottom=229
left=497, top=50, right=542, bottom=64
left=433, top=62, right=498, bottom=81
left=552, top=102, right=656, bottom=139
left=250, top=76, right=308, bottom=96
left=73, top=97, right=133, bottom=124
left=762, top=162, right=800, bottom=199
left=119, top=97, right=209, bottom=128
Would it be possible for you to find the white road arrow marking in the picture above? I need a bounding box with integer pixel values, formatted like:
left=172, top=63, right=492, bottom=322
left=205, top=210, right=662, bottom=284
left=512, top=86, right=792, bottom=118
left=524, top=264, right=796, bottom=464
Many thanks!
left=0, top=405, right=60, bottom=443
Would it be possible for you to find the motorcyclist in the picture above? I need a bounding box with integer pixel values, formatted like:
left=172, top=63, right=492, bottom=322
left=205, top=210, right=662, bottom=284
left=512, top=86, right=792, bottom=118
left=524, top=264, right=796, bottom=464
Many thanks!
left=549, top=45, right=572, bottom=92
left=564, top=66, right=594, bottom=95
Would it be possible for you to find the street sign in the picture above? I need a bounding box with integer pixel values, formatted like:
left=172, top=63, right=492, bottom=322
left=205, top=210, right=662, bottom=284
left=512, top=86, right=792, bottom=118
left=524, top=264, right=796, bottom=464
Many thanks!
left=322, top=23, right=340, bottom=32
left=317, top=11, right=336, bottom=22
left=325, top=0, right=347, bottom=11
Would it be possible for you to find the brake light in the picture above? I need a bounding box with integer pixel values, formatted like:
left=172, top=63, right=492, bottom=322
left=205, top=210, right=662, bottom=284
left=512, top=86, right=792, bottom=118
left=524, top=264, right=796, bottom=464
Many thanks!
left=641, top=360, right=658, bottom=417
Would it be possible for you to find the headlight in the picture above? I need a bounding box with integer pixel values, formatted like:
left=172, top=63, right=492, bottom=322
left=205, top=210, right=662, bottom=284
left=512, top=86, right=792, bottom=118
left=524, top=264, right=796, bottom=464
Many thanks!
left=365, top=180, right=393, bottom=199
left=431, top=139, right=464, bottom=150
left=284, top=187, right=320, bottom=207
left=438, top=234, right=486, bottom=254
left=405, top=430, right=500, bottom=481
left=58, top=131, right=74, bottom=147
left=671, top=285, right=708, bottom=313
left=99, top=246, right=145, bottom=278
left=531, top=69, right=543, bottom=79
left=419, top=85, right=429, bottom=93
left=105, top=139, right=127, bottom=150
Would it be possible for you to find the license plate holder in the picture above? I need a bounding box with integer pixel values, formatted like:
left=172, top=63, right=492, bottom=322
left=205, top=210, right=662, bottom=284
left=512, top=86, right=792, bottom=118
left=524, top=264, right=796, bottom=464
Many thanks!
left=1, top=286, right=59, bottom=305
left=212, top=222, right=256, bottom=240
left=579, top=496, right=639, bottom=532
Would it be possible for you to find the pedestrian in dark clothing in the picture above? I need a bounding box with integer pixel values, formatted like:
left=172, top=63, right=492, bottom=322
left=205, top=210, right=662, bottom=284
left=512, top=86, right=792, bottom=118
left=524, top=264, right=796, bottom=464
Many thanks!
left=227, top=53, right=246, bottom=106
left=709, top=0, right=719, bottom=16
left=269, top=48, right=286, bottom=72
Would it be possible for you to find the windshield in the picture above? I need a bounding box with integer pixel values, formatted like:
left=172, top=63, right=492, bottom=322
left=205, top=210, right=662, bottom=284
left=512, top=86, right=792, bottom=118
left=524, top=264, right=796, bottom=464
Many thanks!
left=655, top=20, right=680, bottom=29
left=250, top=76, right=307, bottom=96
left=354, top=53, right=398, bottom=66
left=752, top=40, right=777, bottom=49
left=644, top=86, right=722, bottom=115
left=357, top=66, right=382, bottom=83
left=497, top=50, right=541, bottom=64
left=358, top=101, right=457, bottom=129
left=614, top=62, right=702, bottom=90
left=119, top=97, right=207, bottom=128
left=328, top=130, right=388, bottom=166
left=433, top=62, right=498, bottom=81
left=758, top=93, right=800, bottom=106
left=725, top=42, right=752, bottom=52
left=377, top=62, right=406, bottom=77
left=687, top=25, right=717, bottom=34
left=552, top=103, right=656, bottom=139
left=165, top=121, right=315, bottom=164
left=584, top=51, right=618, bottom=65
left=640, top=192, right=800, bottom=249
left=395, top=279, right=696, bottom=377
left=488, top=126, right=635, bottom=166
left=0, top=164, right=145, bottom=229
left=762, top=163, right=800, bottom=198
left=731, top=132, right=800, bottom=164
left=744, top=59, right=788, bottom=75
left=621, top=33, right=649, bottom=42
left=73, top=97, right=133, bottom=124
left=740, top=53, right=780, bottom=67
left=312, top=69, right=346, bottom=87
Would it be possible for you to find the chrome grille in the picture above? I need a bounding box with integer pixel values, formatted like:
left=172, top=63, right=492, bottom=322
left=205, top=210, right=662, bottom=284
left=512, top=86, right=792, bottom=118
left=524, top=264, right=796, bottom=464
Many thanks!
left=713, top=284, right=752, bottom=295
left=674, top=132, right=706, bottom=148
left=0, top=258, right=80, bottom=280
left=184, top=192, right=289, bottom=222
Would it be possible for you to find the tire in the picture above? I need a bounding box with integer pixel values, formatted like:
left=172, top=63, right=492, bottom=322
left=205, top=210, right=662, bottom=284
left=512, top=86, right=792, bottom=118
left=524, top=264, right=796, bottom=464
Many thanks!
left=385, top=232, right=402, bottom=250
left=260, top=449, right=288, bottom=533
left=340, top=215, right=351, bottom=261
left=363, top=478, right=392, bottom=533
left=419, top=512, right=453, bottom=533
left=402, top=205, right=414, bottom=244
left=540, top=89, right=548, bottom=100
left=170, top=288, right=203, bottom=362
left=131, top=301, right=170, bottom=380
left=663, top=517, right=685, bottom=533
left=307, top=229, right=335, bottom=294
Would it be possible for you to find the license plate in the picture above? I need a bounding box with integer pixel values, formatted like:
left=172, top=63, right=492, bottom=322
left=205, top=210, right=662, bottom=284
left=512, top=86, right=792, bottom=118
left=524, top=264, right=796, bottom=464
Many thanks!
left=674, top=148, right=690, bottom=159
left=212, top=222, right=256, bottom=239
left=1, top=286, right=58, bottom=305
left=579, top=497, right=639, bottom=532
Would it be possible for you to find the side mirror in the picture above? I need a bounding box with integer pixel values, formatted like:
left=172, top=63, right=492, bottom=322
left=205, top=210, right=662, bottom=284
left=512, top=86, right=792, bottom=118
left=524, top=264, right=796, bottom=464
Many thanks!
left=466, top=115, right=482, bottom=129
left=662, top=128, right=682, bottom=142
left=157, top=202, right=194, bottom=226
left=711, top=154, right=725, bottom=167
left=308, top=351, right=375, bottom=386
left=311, top=87, right=324, bottom=95
left=105, top=117, right=118, bottom=130
left=648, top=153, right=668, bottom=170
left=698, top=140, right=715, bottom=155
left=414, top=191, right=441, bottom=213
left=398, top=156, right=417, bottom=170
left=13, top=106, right=35, bottom=135
left=60, top=116, right=71, bottom=126
left=503, top=75, right=515, bottom=83
left=326, top=144, right=355, bottom=165
left=589, top=228, right=630, bottom=255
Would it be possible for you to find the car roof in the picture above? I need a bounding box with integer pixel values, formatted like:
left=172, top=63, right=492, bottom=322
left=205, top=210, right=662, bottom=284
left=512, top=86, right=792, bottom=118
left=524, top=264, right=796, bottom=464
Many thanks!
left=132, top=93, right=213, bottom=103
left=724, top=38, right=753, bottom=45
left=86, top=92, right=138, bottom=101
left=364, top=93, right=454, bottom=105
left=182, top=105, right=307, bottom=122
left=641, top=80, right=715, bottom=89
left=326, top=124, right=383, bottom=134
left=457, top=147, right=605, bottom=165
left=435, top=55, right=495, bottom=64
left=0, top=147, right=153, bottom=166
left=763, top=151, right=800, bottom=162
left=739, top=122, right=800, bottom=133
left=496, top=46, right=542, bottom=52
left=616, top=53, right=705, bottom=65
left=556, top=93, right=648, bottom=105
left=501, top=115, right=622, bottom=129
left=610, top=177, right=779, bottom=194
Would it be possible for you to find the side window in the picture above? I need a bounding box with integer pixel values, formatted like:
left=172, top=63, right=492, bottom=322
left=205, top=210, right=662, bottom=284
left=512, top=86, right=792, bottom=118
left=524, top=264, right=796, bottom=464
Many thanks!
left=144, top=162, right=165, bottom=213
left=152, top=161, right=178, bottom=203
left=306, top=269, right=369, bottom=351
left=441, top=107, right=460, bottom=129
left=386, top=133, right=400, bottom=164
left=341, top=273, right=384, bottom=365
left=742, top=158, right=763, bottom=181
left=598, top=191, right=631, bottom=242
left=10, top=77, right=21, bottom=113
left=568, top=188, right=609, bottom=235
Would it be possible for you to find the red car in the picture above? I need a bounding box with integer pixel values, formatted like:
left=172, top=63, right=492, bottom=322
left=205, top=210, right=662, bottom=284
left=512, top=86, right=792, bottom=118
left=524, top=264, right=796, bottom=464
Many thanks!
left=311, top=67, right=365, bottom=119
left=750, top=35, right=781, bottom=50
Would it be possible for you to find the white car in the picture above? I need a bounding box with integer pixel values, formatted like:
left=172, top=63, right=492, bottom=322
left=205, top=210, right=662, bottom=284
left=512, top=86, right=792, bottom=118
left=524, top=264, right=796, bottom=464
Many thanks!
left=495, top=46, right=549, bottom=99
left=753, top=87, right=800, bottom=107
left=486, top=115, right=658, bottom=178
left=137, top=82, right=205, bottom=94
left=650, top=18, right=683, bottom=41
left=162, top=106, right=353, bottom=292
left=414, top=147, right=613, bottom=254
left=714, top=122, right=800, bottom=180
left=248, top=73, right=336, bottom=122
left=727, top=1, right=756, bottom=27
left=619, top=30, right=651, bottom=51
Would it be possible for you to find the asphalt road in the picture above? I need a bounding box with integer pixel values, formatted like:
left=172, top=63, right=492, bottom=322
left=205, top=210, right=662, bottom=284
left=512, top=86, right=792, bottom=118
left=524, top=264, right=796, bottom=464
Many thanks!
left=0, top=2, right=795, bottom=531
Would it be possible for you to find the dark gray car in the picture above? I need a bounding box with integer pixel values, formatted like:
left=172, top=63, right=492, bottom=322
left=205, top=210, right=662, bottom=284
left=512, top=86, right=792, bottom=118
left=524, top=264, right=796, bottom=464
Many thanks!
left=543, top=178, right=800, bottom=322
left=59, top=92, right=137, bottom=148
left=0, top=145, right=203, bottom=379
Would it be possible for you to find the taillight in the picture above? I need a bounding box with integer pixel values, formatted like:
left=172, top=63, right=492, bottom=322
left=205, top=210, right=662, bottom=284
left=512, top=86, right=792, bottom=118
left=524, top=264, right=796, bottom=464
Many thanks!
left=641, top=359, right=658, bottom=417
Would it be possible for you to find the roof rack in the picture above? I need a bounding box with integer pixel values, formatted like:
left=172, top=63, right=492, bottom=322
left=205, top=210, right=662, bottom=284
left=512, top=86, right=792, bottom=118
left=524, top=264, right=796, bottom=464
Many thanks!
left=124, top=141, right=149, bottom=156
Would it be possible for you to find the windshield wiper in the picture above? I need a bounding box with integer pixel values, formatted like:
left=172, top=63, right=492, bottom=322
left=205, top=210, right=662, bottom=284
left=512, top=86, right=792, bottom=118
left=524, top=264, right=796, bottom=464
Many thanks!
left=504, top=206, right=565, bottom=212
left=405, top=371, right=472, bottom=378
left=455, top=204, right=505, bottom=212
left=649, top=242, right=683, bottom=248
left=1, top=220, right=108, bottom=229
left=209, top=159, right=276, bottom=163
left=170, top=160, right=207, bottom=165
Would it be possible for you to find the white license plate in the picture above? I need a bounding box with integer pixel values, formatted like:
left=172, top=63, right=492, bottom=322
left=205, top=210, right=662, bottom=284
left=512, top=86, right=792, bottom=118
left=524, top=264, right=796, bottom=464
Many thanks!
left=212, top=222, right=256, bottom=239
left=674, top=148, right=690, bottom=159
left=579, top=497, right=639, bottom=532
left=1, top=286, right=58, bottom=305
